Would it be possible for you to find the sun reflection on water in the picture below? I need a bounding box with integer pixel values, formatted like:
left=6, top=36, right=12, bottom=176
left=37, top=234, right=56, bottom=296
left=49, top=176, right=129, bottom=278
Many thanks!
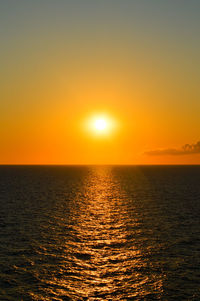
left=61, top=166, right=163, bottom=300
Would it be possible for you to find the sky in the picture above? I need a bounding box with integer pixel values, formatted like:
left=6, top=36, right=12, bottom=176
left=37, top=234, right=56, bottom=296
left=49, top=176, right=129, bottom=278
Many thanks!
left=1, top=0, right=200, bottom=164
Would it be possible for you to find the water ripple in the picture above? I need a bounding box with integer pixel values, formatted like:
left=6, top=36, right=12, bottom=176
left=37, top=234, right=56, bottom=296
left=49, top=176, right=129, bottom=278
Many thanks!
left=0, top=166, right=200, bottom=300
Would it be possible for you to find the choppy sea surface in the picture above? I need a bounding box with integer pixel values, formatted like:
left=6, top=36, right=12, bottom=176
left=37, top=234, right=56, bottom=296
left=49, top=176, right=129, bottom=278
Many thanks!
left=0, top=166, right=200, bottom=300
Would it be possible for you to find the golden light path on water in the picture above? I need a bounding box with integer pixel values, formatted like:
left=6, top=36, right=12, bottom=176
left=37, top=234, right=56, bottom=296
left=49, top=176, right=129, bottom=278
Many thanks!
left=60, top=166, right=163, bottom=300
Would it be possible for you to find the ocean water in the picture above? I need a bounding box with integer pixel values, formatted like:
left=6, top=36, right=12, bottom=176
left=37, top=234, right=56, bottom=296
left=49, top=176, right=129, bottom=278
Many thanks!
left=0, top=166, right=200, bottom=300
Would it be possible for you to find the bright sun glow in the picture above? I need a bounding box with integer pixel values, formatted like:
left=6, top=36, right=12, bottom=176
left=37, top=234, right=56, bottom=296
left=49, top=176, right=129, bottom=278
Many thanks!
left=85, top=114, right=116, bottom=137
left=94, top=118, right=108, bottom=132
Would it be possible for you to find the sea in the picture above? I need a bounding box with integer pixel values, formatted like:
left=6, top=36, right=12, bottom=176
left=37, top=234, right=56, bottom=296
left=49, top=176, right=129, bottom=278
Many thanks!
left=0, top=165, right=200, bottom=300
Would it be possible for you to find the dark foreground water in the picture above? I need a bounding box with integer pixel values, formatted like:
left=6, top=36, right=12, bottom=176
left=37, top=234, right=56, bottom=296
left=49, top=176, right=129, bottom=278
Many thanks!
left=0, top=166, right=200, bottom=300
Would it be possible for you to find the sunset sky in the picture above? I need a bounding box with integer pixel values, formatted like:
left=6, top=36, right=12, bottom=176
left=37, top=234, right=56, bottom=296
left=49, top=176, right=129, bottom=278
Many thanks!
left=1, top=0, right=200, bottom=164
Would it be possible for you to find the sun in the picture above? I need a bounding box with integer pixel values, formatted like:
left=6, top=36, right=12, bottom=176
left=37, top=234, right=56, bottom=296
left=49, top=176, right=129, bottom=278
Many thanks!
left=94, top=118, right=108, bottom=132
left=85, top=114, right=116, bottom=136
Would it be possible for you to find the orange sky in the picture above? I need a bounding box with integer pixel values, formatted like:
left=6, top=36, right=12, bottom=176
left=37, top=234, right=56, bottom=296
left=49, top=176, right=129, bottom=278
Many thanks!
left=1, top=1, right=200, bottom=164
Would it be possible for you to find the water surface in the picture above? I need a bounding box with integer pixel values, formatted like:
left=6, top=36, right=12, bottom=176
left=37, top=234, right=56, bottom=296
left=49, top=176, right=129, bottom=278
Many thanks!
left=0, top=166, right=200, bottom=300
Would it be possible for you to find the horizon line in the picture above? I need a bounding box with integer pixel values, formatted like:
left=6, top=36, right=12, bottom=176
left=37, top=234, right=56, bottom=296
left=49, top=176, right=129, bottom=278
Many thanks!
left=0, top=164, right=200, bottom=167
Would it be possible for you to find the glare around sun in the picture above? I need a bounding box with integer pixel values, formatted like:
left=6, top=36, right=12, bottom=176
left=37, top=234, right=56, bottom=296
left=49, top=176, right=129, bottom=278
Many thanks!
left=94, top=118, right=107, bottom=131
left=85, top=114, right=116, bottom=137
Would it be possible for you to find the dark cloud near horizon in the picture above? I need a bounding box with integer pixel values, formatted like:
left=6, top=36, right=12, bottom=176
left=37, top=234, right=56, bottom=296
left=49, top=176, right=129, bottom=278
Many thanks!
left=145, top=141, right=200, bottom=156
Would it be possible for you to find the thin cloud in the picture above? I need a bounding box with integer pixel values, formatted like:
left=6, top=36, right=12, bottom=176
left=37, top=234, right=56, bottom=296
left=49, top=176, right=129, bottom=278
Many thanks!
left=145, top=141, right=200, bottom=156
